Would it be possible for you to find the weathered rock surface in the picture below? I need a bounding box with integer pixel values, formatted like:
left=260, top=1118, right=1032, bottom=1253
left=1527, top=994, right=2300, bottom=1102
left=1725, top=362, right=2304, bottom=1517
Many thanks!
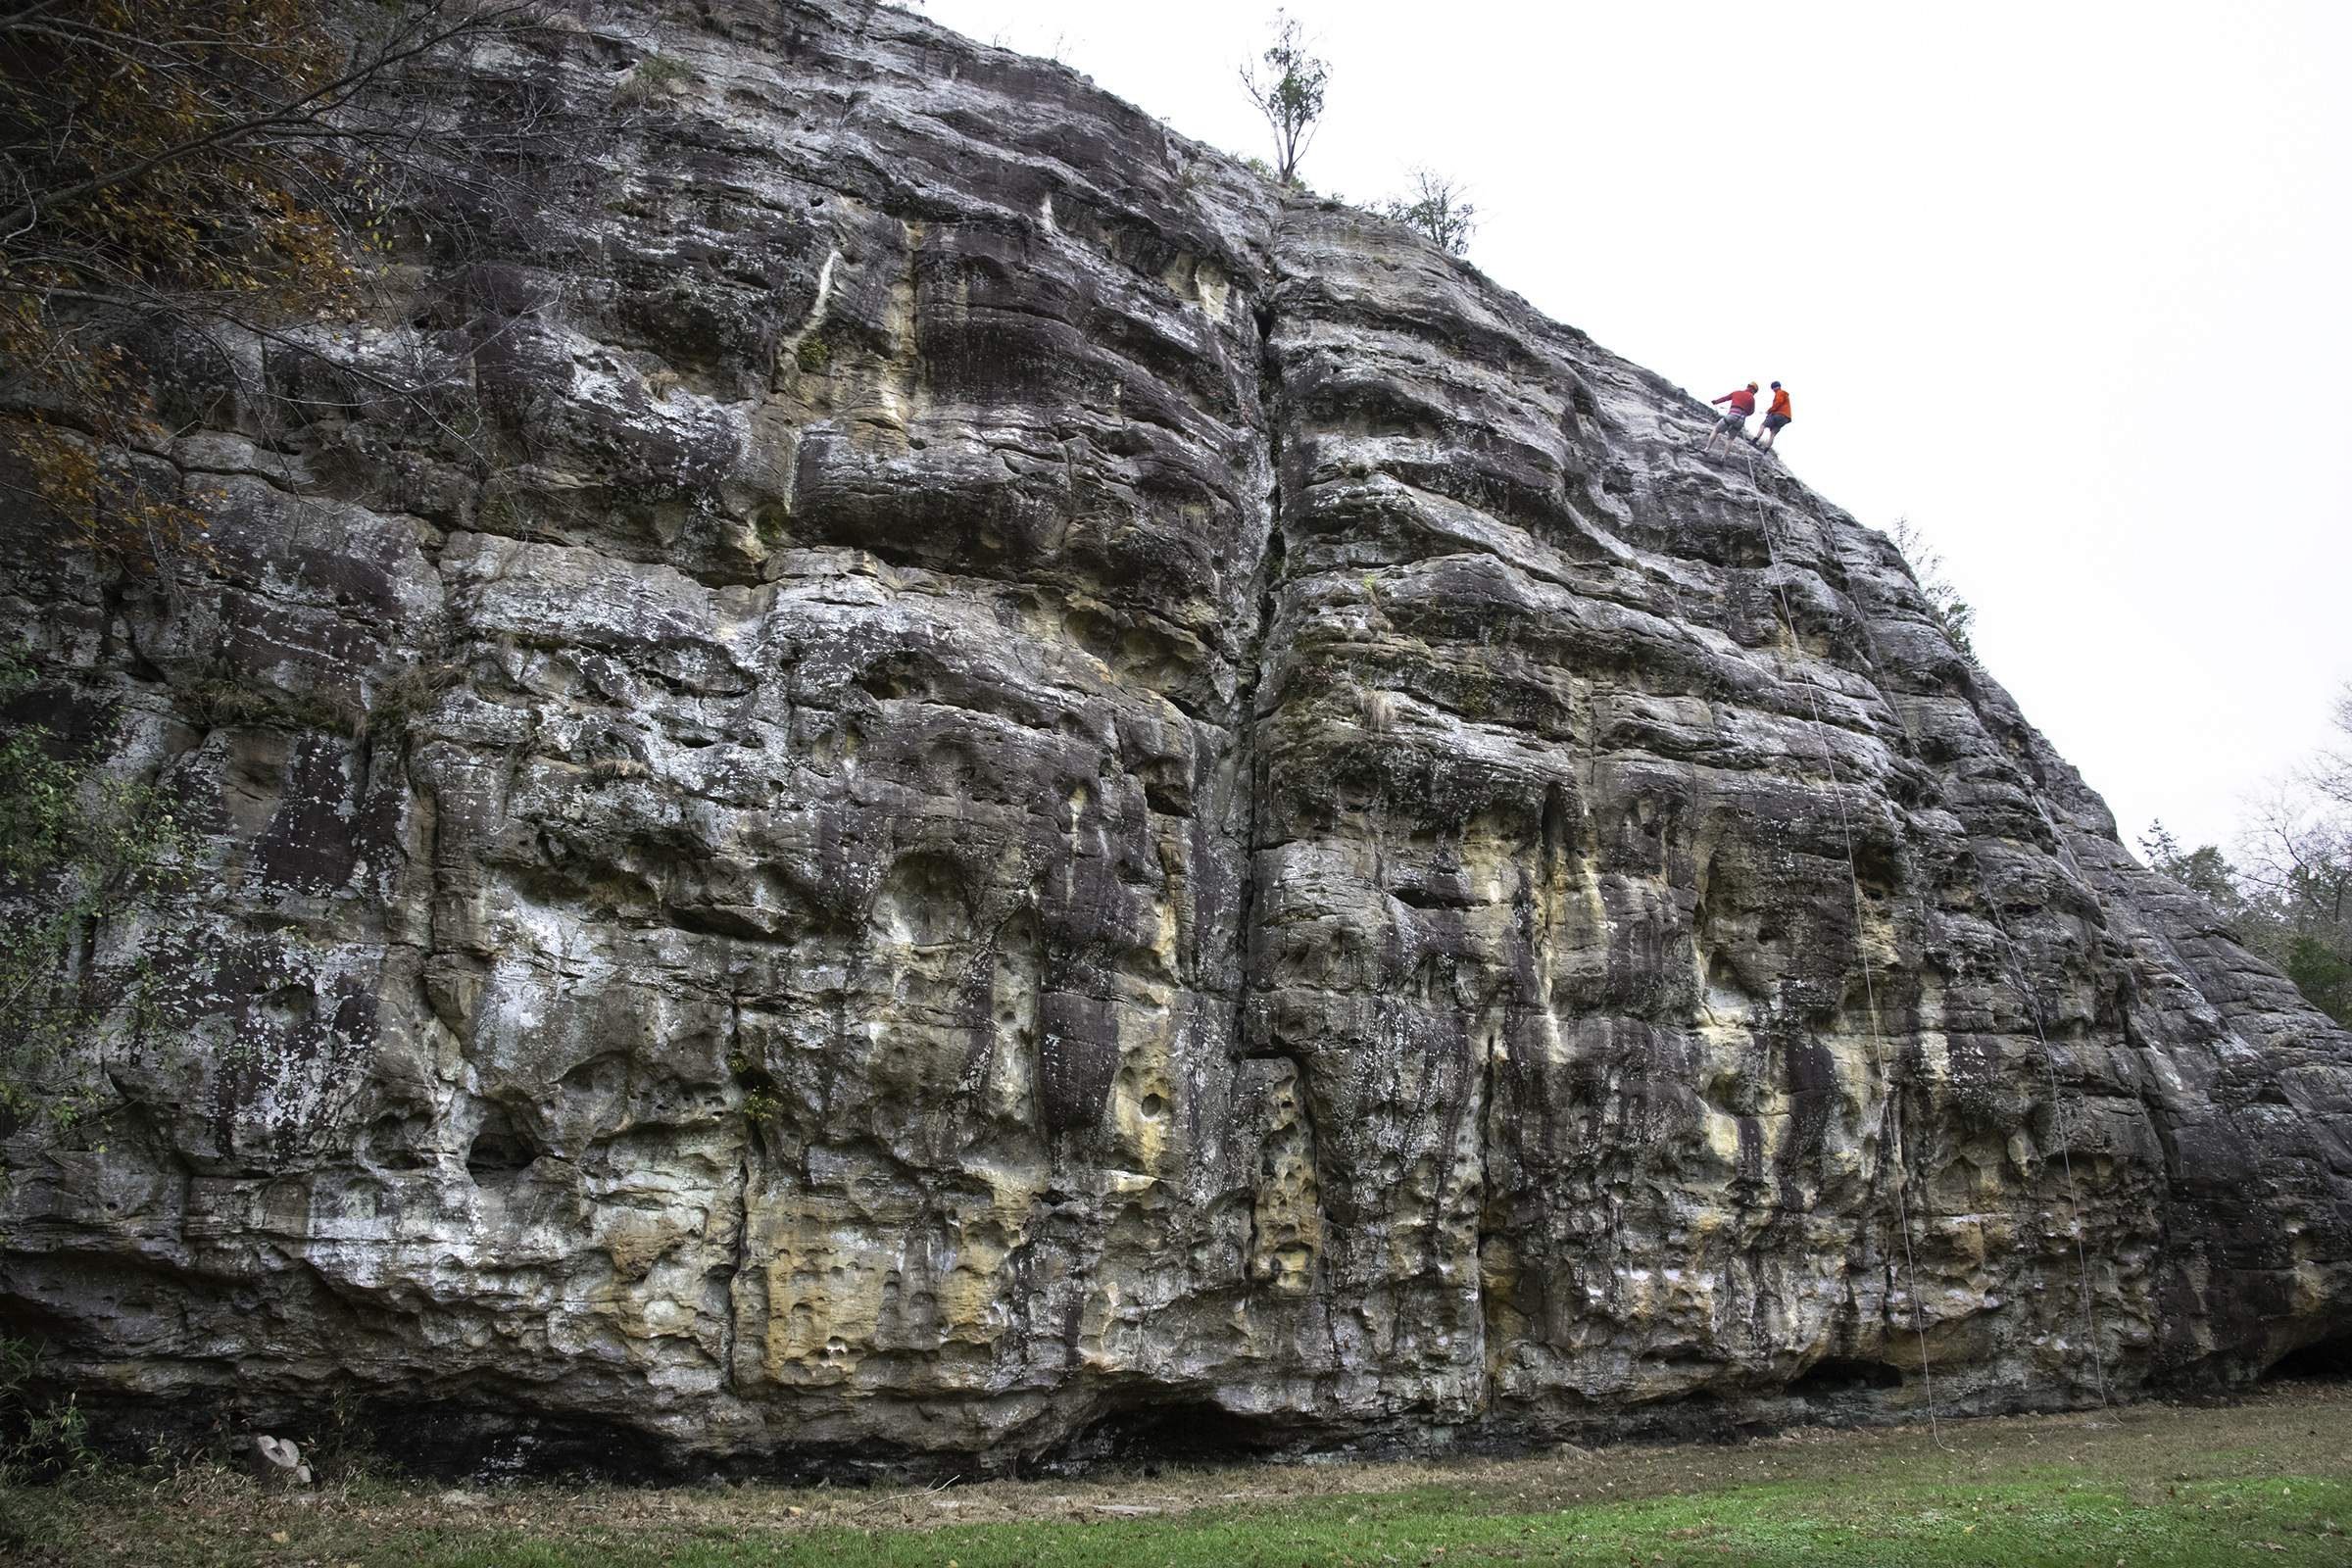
left=3, top=0, right=2347, bottom=1474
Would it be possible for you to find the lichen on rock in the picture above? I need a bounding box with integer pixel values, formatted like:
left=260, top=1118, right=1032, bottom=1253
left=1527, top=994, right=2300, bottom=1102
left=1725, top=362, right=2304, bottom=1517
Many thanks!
left=1, top=0, right=2346, bottom=1477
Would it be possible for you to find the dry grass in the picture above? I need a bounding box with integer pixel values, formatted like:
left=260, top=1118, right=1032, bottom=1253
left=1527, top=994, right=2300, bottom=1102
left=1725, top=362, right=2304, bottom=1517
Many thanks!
left=3, top=1381, right=2347, bottom=1566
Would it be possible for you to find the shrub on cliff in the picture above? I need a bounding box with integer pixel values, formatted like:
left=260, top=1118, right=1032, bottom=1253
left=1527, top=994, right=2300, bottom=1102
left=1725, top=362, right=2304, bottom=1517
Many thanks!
left=1381, top=169, right=1478, bottom=256
left=1889, top=517, right=1980, bottom=665
left=0, top=654, right=193, bottom=1139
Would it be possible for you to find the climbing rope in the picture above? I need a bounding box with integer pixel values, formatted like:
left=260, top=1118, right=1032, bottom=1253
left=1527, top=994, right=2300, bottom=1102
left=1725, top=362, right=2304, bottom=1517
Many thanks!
left=1735, top=447, right=1943, bottom=1444
left=1732, top=444, right=2113, bottom=1420
left=1757, top=462, right=2110, bottom=1412
left=1859, top=678, right=2112, bottom=1405
left=1969, top=870, right=2113, bottom=1408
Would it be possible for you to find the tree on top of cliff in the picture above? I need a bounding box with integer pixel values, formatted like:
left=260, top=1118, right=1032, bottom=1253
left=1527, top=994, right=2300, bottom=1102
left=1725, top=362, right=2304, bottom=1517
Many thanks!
left=1241, top=10, right=1327, bottom=186
left=1382, top=169, right=1478, bottom=256
left=0, top=0, right=532, bottom=570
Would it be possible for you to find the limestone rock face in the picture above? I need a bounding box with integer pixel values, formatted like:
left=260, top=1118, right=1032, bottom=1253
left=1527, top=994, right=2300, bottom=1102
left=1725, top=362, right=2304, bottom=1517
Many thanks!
left=3, top=0, right=2347, bottom=1472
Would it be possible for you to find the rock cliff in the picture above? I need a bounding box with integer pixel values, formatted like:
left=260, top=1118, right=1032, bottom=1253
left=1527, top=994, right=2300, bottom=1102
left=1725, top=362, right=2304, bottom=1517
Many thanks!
left=3, top=0, right=2347, bottom=1475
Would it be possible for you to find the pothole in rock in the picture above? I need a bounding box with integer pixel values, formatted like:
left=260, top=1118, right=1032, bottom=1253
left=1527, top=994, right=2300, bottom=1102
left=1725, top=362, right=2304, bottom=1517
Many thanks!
left=466, top=1102, right=539, bottom=1185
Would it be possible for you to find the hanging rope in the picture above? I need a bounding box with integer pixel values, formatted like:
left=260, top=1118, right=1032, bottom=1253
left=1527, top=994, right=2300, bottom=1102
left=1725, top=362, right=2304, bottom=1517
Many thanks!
left=1736, top=447, right=1942, bottom=1443
left=1746, top=456, right=2112, bottom=1413
left=1969, top=871, right=2114, bottom=1408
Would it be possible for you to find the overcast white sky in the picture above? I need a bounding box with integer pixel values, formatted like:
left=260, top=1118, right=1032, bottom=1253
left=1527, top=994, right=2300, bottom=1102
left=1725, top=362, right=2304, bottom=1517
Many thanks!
left=919, top=0, right=2351, bottom=856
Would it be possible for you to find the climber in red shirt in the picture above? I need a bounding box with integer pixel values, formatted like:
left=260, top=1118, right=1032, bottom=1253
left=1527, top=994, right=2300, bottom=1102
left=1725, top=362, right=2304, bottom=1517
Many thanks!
left=1757, top=381, right=1793, bottom=452
left=1704, top=381, right=1757, bottom=457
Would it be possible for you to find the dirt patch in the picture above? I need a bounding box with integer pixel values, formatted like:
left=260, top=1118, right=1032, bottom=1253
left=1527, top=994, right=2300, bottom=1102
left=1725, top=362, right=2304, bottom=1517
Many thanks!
left=764, top=1379, right=2352, bottom=1532
left=9, top=1380, right=2350, bottom=1564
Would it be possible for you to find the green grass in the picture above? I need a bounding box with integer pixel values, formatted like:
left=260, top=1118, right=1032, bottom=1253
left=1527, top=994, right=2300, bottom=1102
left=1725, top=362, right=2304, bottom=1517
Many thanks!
left=6, top=1390, right=2349, bottom=1567
left=11, top=1472, right=2346, bottom=1566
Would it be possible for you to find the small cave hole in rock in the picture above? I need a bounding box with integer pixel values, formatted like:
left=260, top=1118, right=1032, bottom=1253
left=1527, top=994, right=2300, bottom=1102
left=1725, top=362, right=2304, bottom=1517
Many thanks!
left=2265, top=1334, right=2352, bottom=1382
left=253, top=983, right=315, bottom=1036
left=1788, top=1357, right=1905, bottom=1396
left=1540, top=783, right=1573, bottom=870
left=1082, top=1400, right=1288, bottom=1463
left=1390, top=882, right=1459, bottom=911
left=466, top=1103, right=537, bottom=1181
left=1851, top=836, right=1905, bottom=898
left=363, top=1110, right=434, bottom=1173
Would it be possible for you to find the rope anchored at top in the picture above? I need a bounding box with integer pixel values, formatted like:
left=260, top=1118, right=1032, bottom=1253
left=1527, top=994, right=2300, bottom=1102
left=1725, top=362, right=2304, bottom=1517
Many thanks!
left=1729, top=443, right=2115, bottom=1425
left=1737, top=447, right=1943, bottom=1445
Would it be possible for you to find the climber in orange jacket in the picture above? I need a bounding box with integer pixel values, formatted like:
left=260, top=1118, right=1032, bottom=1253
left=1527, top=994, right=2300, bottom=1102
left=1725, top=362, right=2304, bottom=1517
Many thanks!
left=1757, top=381, right=1792, bottom=452
left=1704, top=381, right=1757, bottom=457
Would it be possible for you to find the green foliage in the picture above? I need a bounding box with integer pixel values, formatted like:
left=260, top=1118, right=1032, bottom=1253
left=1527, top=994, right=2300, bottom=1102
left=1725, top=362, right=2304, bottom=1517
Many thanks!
left=634, top=52, right=692, bottom=88
left=2284, top=932, right=2352, bottom=1024
left=795, top=335, right=830, bottom=373
left=2139, top=739, right=2352, bottom=1029
left=0, top=1336, right=99, bottom=1486
left=0, top=652, right=195, bottom=1134
left=4, top=1436, right=2350, bottom=1564
left=725, top=1049, right=782, bottom=1123
left=614, top=51, right=693, bottom=107
left=2224, top=688, right=2352, bottom=1024
left=300, top=1382, right=382, bottom=1486
left=2139, top=821, right=2243, bottom=908
left=1240, top=11, right=1328, bottom=185
left=1381, top=169, right=1477, bottom=256
left=1887, top=517, right=1979, bottom=665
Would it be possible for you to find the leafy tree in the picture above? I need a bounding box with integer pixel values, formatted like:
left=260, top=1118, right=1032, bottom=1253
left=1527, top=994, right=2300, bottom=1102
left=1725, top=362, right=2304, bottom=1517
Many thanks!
left=2237, top=786, right=2352, bottom=1026
left=2137, top=821, right=2244, bottom=908
left=2282, top=931, right=2352, bottom=1024
left=2136, top=686, right=2352, bottom=1027
left=1381, top=169, right=1477, bottom=256
left=2137, top=820, right=2181, bottom=868
left=0, top=653, right=194, bottom=1135
left=1240, top=10, right=1328, bottom=186
left=1888, top=517, right=1979, bottom=665
left=0, top=0, right=531, bottom=569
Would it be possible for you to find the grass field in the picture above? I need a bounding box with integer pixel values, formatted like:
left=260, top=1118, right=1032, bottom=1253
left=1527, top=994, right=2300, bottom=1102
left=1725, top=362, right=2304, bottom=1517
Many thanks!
left=4, top=1382, right=2345, bottom=1566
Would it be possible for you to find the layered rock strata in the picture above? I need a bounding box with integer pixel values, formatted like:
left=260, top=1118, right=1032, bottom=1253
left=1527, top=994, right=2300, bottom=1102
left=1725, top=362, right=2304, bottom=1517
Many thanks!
left=2, top=0, right=2346, bottom=1472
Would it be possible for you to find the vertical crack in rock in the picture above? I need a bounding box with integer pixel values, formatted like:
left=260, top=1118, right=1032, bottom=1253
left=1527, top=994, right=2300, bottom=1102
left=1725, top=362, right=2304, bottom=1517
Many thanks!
left=719, top=995, right=751, bottom=1395
left=1229, top=287, right=1291, bottom=1065
left=1228, top=273, right=1296, bottom=1323
left=1475, top=1020, right=1500, bottom=1413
